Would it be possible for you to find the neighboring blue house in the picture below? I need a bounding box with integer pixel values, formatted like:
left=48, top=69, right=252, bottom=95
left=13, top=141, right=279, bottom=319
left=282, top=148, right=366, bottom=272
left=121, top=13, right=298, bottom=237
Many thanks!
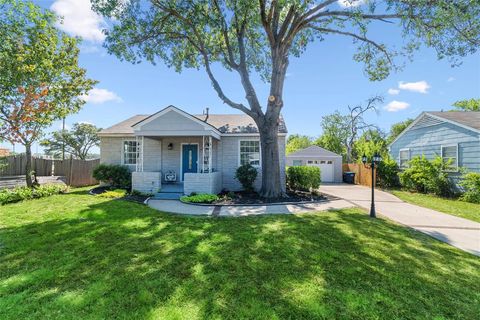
left=389, top=111, right=480, bottom=185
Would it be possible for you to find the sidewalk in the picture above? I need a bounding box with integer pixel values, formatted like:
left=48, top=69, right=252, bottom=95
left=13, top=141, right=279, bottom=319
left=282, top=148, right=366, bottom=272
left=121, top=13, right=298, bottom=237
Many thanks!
left=147, top=198, right=354, bottom=216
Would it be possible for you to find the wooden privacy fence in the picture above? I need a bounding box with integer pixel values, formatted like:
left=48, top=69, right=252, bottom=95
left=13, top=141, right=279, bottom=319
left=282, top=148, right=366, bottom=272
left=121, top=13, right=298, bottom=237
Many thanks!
left=0, top=154, right=99, bottom=187
left=342, top=163, right=376, bottom=187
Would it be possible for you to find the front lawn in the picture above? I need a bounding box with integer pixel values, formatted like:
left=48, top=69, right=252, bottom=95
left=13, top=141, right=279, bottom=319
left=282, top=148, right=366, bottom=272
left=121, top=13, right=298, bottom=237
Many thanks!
left=1, top=188, right=479, bottom=319
left=391, top=190, right=480, bottom=223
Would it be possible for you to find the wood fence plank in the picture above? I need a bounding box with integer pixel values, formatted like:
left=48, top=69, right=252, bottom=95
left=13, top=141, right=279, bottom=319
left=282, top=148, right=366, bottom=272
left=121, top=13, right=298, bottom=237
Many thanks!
left=1, top=155, right=99, bottom=188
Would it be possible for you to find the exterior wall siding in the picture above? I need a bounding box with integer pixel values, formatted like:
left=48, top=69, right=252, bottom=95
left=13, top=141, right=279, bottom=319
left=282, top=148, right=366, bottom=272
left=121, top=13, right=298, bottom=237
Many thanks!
left=100, top=137, right=126, bottom=166
left=389, top=121, right=480, bottom=175
left=220, top=135, right=286, bottom=192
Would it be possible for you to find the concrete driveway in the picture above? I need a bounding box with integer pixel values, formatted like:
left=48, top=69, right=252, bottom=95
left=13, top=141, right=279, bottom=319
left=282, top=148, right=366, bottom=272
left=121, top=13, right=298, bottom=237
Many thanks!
left=320, top=183, right=480, bottom=256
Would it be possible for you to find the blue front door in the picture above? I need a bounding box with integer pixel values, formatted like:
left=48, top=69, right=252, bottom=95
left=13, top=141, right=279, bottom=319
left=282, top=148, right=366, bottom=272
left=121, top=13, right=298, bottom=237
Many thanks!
left=182, top=144, right=198, bottom=180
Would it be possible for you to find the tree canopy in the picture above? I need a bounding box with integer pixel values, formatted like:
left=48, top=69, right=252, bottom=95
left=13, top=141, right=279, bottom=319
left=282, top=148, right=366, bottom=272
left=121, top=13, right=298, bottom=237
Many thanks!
left=387, top=118, right=414, bottom=144
left=0, top=0, right=96, bottom=185
left=452, top=98, right=480, bottom=111
left=286, top=134, right=313, bottom=154
left=41, top=123, right=101, bottom=160
left=91, top=0, right=480, bottom=197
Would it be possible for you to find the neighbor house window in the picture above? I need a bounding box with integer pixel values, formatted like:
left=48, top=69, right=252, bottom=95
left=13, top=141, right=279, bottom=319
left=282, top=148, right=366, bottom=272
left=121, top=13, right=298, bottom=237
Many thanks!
left=123, top=140, right=140, bottom=165
left=399, top=149, right=410, bottom=168
left=442, top=145, right=458, bottom=171
left=292, top=160, right=302, bottom=166
left=240, top=140, right=260, bottom=166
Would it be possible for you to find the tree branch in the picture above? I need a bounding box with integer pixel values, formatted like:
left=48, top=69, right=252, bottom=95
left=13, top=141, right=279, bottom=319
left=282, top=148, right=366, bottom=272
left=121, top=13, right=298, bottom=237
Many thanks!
left=309, top=26, right=393, bottom=65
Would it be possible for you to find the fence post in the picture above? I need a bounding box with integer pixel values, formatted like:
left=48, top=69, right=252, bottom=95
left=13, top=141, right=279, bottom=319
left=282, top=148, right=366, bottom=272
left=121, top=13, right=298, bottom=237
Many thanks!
left=68, top=155, right=73, bottom=186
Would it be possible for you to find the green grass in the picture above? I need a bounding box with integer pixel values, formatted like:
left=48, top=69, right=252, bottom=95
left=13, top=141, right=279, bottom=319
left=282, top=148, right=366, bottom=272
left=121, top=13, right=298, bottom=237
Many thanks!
left=0, top=188, right=479, bottom=319
left=391, top=190, right=480, bottom=223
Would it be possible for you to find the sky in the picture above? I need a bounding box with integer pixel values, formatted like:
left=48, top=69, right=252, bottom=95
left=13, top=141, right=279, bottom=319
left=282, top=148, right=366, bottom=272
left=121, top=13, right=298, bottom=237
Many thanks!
left=2, top=0, right=479, bottom=154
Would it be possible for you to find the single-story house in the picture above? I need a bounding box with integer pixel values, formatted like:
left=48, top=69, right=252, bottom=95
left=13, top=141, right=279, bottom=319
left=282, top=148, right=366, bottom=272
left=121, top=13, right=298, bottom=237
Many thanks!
left=286, top=145, right=343, bottom=183
left=389, top=111, right=480, bottom=185
left=98, top=105, right=287, bottom=195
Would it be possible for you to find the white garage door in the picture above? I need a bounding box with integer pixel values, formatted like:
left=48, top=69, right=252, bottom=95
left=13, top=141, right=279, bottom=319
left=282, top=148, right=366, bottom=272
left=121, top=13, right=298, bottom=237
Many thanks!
left=307, top=160, right=334, bottom=182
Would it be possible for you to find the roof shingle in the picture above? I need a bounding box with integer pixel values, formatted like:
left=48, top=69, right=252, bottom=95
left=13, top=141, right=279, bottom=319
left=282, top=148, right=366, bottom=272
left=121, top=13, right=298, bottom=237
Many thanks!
left=99, top=109, right=287, bottom=135
left=427, top=111, right=480, bottom=131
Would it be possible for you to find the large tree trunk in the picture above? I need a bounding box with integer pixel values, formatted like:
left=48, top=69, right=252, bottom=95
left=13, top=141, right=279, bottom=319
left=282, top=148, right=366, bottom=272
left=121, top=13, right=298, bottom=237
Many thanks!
left=258, top=119, right=283, bottom=198
left=25, top=142, right=33, bottom=187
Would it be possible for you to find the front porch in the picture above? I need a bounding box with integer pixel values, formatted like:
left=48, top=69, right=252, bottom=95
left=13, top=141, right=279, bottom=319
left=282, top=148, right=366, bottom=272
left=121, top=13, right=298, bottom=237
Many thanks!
left=131, top=134, right=222, bottom=196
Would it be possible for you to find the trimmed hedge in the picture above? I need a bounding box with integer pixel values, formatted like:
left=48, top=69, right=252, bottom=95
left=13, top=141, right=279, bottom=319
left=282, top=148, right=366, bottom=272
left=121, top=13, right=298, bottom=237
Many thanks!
left=459, top=172, right=480, bottom=203
left=287, top=166, right=321, bottom=192
left=181, top=193, right=219, bottom=204
left=235, top=164, right=258, bottom=192
left=0, top=184, right=68, bottom=205
left=93, top=164, right=131, bottom=189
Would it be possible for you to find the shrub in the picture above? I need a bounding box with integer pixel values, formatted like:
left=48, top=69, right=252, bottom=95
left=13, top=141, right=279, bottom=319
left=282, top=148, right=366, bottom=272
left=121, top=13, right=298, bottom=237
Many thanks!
left=399, top=156, right=454, bottom=197
left=0, top=184, right=67, bottom=205
left=180, top=193, right=219, bottom=204
left=459, top=172, right=480, bottom=203
left=98, top=189, right=127, bottom=199
left=377, top=157, right=400, bottom=188
left=235, top=164, right=258, bottom=192
left=286, top=166, right=321, bottom=192
left=93, top=164, right=131, bottom=188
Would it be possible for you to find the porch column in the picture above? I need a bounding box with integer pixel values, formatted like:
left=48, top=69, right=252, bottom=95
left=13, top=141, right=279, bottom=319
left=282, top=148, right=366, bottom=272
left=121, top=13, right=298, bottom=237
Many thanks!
left=136, top=136, right=144, bottom=172
left=208, top=136, right=212, bottom=172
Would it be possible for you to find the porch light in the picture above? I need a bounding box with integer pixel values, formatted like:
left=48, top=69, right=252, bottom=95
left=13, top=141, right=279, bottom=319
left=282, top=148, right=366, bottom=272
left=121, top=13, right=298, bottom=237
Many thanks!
left=361, top=154, right=368, bottom=164
left=168, top=143, right=173, bottom=150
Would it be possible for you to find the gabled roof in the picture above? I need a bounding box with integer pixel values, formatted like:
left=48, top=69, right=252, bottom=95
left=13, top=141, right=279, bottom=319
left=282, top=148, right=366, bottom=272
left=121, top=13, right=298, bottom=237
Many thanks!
left=287, top=145, right=342, bottom=158
left=388, top=111, right=480, bottom=147
left=427, top=111, right=480, bottom=131
left=99, top=105, right=288, bottom=136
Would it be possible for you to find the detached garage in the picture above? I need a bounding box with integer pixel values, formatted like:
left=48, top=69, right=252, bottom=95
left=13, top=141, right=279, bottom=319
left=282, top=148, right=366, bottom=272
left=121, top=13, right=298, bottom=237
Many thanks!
left=286, top=145, right=343, bottom=183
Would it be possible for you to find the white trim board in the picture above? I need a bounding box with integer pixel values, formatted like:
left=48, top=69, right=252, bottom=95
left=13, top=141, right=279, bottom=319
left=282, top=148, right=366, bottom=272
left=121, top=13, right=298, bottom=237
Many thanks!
left=132, top=105, right=222, bottom=136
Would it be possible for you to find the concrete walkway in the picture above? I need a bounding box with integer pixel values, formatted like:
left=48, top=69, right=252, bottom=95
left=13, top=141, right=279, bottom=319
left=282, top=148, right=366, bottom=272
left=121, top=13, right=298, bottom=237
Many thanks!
left=147, top=198, right=354, bottom=216
left=320, top=184, right=480, bottom=256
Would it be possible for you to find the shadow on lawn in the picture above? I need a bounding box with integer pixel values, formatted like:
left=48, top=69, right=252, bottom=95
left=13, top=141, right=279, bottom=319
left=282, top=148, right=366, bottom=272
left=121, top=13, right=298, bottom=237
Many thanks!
left=0, top=191, right=479, bottom=319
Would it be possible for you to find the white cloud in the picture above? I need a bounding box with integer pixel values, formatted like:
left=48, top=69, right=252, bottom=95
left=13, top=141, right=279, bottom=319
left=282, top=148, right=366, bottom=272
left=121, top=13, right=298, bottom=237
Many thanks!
left=388, top=88, right=400, bottom=95
left=384, top=100, right=410, bottom=112
left=51, top=0, right=106, bottom=43
left=82, top=88, right=122, bottom=104
left=338, top=0, right=366, bottom=8
left=398, top=81, right=430, bottom=94
left=447, top=77, right=455, bottom=82
left=78, top=121, right=95, bottom=125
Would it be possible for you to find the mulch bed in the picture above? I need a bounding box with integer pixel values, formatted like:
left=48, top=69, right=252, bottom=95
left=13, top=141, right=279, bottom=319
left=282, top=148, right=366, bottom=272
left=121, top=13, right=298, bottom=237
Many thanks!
left=89, top=186, right=149, bottom=204
left=213, top=190, right=333, bottom=205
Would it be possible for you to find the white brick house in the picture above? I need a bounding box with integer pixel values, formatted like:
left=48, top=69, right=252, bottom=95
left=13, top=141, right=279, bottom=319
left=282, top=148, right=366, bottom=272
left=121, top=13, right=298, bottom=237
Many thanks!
left=98, top=106, right=287, bottom=195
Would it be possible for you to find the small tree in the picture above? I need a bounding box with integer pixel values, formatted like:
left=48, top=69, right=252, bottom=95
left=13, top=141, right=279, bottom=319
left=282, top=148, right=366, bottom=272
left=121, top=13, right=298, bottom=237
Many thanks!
left=0, top=1, right=96, bottom=186
left=41, top=123, right=101, bottom=160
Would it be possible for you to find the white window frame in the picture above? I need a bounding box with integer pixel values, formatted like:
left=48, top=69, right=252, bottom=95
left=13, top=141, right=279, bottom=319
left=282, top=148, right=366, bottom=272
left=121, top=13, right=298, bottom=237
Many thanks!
left=292, top=160, right=302, bottom=166
left=441, top=144, right=459, bottom=172
left=122, top=139, right=140, bottom=166
left=399, top=148, right=410, bottom=168
left=238, top=140, right=261, bottom=168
